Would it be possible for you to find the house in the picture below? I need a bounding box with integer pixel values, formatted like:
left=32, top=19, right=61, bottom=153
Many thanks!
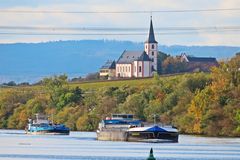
left=181, top=53, right=218, bottom=72
left=115, top=18, right=158, bottom=78
left=99, top=60, right=116, bottom=79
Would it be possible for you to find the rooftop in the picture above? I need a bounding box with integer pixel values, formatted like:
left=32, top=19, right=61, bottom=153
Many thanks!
left=117, top=50, right=151, bottom=64
left=187, top=56, right=217, bottom=62
left=100, top=60, right=116, bottom=69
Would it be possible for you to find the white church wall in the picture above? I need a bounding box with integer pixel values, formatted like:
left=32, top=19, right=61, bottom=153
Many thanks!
left=133, top=61, right=138, bottom=77
left=143, top=61, right=151, bottom=77
left=116, top=64, right=132, bottom=77
left=133, top=61, right=151, bottom=78
left=138, top=61, right=143, bottom=77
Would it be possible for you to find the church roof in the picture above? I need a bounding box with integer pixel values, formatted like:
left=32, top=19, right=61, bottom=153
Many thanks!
left=181, top=53, right=217, bottom=63
left=117, top=50, right=151, bottom=64
left=145, top=18, right=158, bottom=44
left=186, top=56, right=217, bottom=63
left=100, top=60, right=116, bottom=69
left=138, top=52, right=151, bottom=61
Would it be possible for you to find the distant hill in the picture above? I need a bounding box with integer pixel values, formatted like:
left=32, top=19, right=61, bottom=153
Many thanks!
left=0, top=40, right=239, bottom=83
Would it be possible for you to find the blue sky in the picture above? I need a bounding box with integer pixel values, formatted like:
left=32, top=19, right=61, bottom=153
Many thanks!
left=0, top=0, right=240, bottom=46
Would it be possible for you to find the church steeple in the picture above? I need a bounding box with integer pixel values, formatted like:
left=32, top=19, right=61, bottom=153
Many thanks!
left=145, top=16, right=158, bottom=44
left=144, top=17, right=158, bottom=75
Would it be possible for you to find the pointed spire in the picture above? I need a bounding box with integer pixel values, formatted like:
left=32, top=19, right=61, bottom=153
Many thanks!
left=145, top=17, right=158, bottom=44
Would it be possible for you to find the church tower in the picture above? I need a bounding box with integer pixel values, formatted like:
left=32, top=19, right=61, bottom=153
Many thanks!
left=144, top=17, right=158, bottom=74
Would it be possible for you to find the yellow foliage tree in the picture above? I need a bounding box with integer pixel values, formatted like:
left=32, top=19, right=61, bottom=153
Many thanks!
left=188, top=88, right=212, bottom=134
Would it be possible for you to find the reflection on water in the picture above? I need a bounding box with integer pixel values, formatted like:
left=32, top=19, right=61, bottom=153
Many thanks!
left=0, top=130, right=240, bottom=160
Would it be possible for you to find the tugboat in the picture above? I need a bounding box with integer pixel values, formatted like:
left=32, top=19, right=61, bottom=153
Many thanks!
left=96, top=114, right=178, bottom=142
left=26, top=114, right=70, bottom=135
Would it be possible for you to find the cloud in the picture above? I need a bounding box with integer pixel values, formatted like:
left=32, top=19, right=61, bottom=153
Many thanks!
left=0, top=0, right=239, bottom=46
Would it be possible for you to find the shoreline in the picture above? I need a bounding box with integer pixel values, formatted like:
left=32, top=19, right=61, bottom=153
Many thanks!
left=0, top=129, right=239, bottom=138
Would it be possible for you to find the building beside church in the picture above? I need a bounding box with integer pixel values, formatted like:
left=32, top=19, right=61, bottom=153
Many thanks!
left=99, top=60, right=116, bottom=79
left=180, top=53, right=218, bottom=72
left=115, top=18, right=158, bottom=78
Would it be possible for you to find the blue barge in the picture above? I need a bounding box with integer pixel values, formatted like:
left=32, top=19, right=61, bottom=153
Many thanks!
left=26, top=114, right=70, bottom=135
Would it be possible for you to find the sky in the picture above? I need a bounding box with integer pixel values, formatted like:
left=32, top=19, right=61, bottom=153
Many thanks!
left=0, top=0, right=240, bottom=46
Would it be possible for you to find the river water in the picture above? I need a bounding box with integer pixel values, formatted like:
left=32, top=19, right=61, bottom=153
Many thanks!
left=0, top=130, right=239, bottom=160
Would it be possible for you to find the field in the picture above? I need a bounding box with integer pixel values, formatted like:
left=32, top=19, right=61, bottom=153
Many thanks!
left=70, top=77, right=155, bottom=90
left=0, top=74, right=188, bottom=92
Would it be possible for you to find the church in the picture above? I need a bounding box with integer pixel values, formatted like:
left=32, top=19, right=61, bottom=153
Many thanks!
left=116, top=18, right=158, bottom=78
left=100, top=18, right=158, bottom=79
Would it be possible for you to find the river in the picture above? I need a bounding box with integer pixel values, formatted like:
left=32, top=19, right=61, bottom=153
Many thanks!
left=0, top=130, right=239, bottom=160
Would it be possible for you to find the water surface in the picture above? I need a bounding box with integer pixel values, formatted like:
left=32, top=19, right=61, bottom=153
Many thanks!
left=0, top=130, right=239, bottom=160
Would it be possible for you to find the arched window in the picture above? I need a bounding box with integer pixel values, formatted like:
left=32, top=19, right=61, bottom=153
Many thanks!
left=139, top=66, right=142, bottom=72
left=152, top=44, right=154, bottom=49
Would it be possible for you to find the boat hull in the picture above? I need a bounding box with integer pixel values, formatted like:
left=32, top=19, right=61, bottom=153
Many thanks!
left=96, top=130, right=178, bottom=143
left=26, top=129, right=70, bottom=135
left=26, top=130, right=70, bottom=135
left=96, top=129, right=128, bottom=141
left=127, top=131, right=178, bottom=143
left=26, top=126, right=70, bottom=135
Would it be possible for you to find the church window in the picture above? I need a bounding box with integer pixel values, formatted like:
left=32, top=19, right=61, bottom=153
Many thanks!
left=120, top=66, right=122, bottom=72
left=152, top=52, right=154, bottom=56
left=126, top=66, right=127, bottom=72
left=134, top=66, right=136, bottom=72
left=152, top=44, right=154, bottom=49
left=139, top=66, right=142, bottom=72
left=123, top=66, right=124, bottom=72
left=129, top=66, right=130, bottom=72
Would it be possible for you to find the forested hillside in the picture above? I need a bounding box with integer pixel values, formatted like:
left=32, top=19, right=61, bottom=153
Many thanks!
left=0, top=54, right=239, bottom=136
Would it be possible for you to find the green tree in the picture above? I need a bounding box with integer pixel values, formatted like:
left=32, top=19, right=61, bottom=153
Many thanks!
left=162, top=56, right=187, bottom=74
left=0, top=90, right=33, bottom=128
left=118, top=93, right=147, bottom=120
left=55, top=106, right=83, bottom=130
left=157, top=51, right=169, bottom=74
left=43, top=75, right=83, bottom=110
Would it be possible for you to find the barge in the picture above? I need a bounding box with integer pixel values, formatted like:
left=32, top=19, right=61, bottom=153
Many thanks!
left=96, top=114, right=178, bottom=143
left=26, top=114, right=70, bottom=135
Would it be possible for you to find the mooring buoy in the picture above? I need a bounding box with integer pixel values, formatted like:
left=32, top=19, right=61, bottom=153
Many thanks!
left=146, top=148, right=156, bottom=160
